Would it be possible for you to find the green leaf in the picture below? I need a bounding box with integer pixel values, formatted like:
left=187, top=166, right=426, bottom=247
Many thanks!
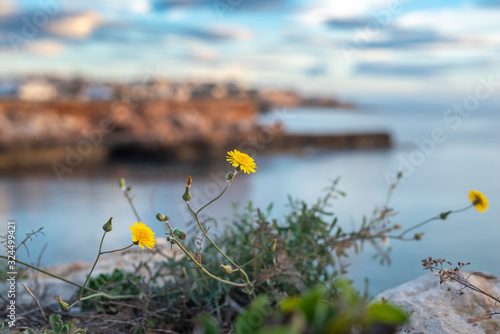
left=196, top=314, right=221, bottom=334
left=235, top=296, right=270, bottom=334
left=367, top=302, right=408, bottom=324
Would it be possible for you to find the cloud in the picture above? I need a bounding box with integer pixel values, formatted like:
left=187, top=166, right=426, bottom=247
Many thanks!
left=25, top=39, right=65, bottom=56
left=46, top=12, right=101, bottom=39
left=355, top=61, right=477, bottom=77
left=304, top=63, right=328, bottom=76
left=324, top=18, right=373, bottom=30
left=298, top=0, right=396, bottom=25
left=152, top=0, right=290, bottom=12
left=0, top=0, right=16, bottom=17
left=365, top=28, right=458, bottom=49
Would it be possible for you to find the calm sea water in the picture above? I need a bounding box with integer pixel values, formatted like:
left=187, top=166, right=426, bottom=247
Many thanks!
left=1, top=100, right=499, bottom=295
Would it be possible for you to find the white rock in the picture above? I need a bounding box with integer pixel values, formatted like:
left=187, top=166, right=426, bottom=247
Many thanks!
left=378, top=272, right=500, bottom=334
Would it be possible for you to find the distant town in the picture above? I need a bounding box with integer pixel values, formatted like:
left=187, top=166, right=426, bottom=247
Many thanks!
left=0, top=75, right=354, bottom=111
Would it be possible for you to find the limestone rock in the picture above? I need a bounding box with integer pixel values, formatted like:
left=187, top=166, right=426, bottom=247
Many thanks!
left=378, top=272, right=500, bottom=334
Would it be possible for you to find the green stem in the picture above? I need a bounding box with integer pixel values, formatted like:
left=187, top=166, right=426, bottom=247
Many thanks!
left=398, top=204, right=473, bottom=238
left=124, top=190, right=142, bottom=222
left=196, top=182, right=231, bottom=215
left=237, top=251, right=271, bottom=270
left=101, top=244, right=134, bottom=255
left=79, top=232, right=106, bottom=299
left=0, top=255, right=92, bottom=291
left=68, top=291, right=140, bottom=309
left=187, top=202, right=238, bottom=268
left=174, top=239, right=248, bottom=288
left=398, top=216, right=437, bottom=238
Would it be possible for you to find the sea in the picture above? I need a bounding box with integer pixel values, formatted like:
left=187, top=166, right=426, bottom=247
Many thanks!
left=1, top=99, right=499, bottom=296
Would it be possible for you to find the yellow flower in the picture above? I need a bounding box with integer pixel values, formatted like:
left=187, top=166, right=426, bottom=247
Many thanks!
left=468, top=190, right=488, bottom=212
left=226, top=149, right=257, bottom=174
left=130, top=222, right=156, bottom=249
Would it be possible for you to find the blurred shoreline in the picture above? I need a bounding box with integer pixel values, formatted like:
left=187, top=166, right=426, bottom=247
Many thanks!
left=0, top=98, right=390, bottom=171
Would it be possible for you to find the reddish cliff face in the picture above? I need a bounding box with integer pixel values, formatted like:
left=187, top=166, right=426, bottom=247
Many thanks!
left=0, top=99, right=260, bottom=148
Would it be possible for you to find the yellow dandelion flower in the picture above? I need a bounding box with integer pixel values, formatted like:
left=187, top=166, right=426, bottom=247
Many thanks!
left=468, top=190, right=488, bottom=212
left=226, top=149, right=257, bottom=174
left=130, top=222, right=156, bottom=249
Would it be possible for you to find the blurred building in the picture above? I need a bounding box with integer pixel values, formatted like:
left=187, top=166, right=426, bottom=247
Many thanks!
left=18, top=80, right=57, bottom=101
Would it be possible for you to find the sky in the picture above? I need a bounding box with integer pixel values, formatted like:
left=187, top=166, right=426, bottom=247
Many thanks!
left=1, top=0, right=500, bottom=100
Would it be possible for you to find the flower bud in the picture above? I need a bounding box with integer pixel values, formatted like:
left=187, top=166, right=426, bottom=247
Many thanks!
left=102, top=217, right=113, bottom=232
left=439, top=211, right=452, bottom=220
left=126, top=185, right=132, bottom=192
left=156, top=213, right=168, bottom=222
left=268, top=239, right=277, bottom=252
left=56, top=296, right=69, bottom=311
left=414, top=233, right=424, bottom=240
left=182, top=187, right=192, bottom=201
left=173, top=228, right=186, bottom=240
left=167, top=236, right=177, bottom=244
left=220, top=264, right=233, bottom=275
left=393, top=224, right=402, bottom=230
left=225, top=172, right=234, bottom=183
left=118, top=178, right=125, bottom=190
left=186, top=176, right=192, bottom=188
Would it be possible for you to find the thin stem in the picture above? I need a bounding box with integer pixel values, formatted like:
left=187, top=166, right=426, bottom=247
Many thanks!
left=196, top=182, right=231, bottom=215
left=398, top=204, right=472, bottom=238
left=0, top=255, right=91, bottom=291
left=174, top=238, right=248, bottom=288
left=238, top=251, right=271, bottom=269
left=79, top=232, right=106, bottom=299
left=398, top=216, right=437, bottom=238
left=186, top=202, right=237, bottom=268
left=101, top=244, right=134, bottom=255
left=123, top=190, right=142, bottom=222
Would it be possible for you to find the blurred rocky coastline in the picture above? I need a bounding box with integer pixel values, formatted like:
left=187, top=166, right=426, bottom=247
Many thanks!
left=0, top=98, right=389, bottom=170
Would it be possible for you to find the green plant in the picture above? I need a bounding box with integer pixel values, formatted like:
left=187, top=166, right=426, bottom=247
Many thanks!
left=8, top=314, right=86, bottom=334
left=197, top=279, right=408, bottom=334
left=82, top=268, right=143, bottom=311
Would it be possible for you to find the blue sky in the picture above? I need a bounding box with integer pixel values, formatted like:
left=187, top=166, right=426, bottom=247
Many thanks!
left=1, top=0, right=499, bottom=100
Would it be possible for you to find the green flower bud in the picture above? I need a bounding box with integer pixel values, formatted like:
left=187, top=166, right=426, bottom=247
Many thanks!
left=56, top=296, right=69, bottom=311
left=156, top=213, right=168, bottom=222
left=220, top=264, right=233, bottom=275
left=268, top=239, right=277, bottom=252
left=414, top=233, right=424, bottom=240
left=225, top=172, right=235, bottom=183
left=182, top=187, right=192, bottom=201
left=102, top=217, right=113, bottom=232
left=439, top=211, right=452, bottom=220
left=118, top=178, right=125, bottom=190
left=173, top=228, right=186, bottom=240
left=167, top=236, right=177, bottom=244
left=126, top=185, right=132, bottom=192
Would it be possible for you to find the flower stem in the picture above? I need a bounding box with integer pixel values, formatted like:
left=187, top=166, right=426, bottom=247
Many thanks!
left=0, top=255, right=90, bottom=291
left=196, top=182, right=231, bottom=215
left=398, top=204, right=473, bottom=238
left=79, top=231, right=107, bottom=300
left=123, top=189, right=142, bottom=222
left=101, top=244, right=134, bottom=255
left=173, top=238, right=248, bottom=288
left=187, top=202, right=237, bottom=268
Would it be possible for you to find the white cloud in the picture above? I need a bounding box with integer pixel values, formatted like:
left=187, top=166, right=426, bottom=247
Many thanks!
left=396, top=7, right=500, bottom=45
left=0, top=0, right=16, bottom=17
left=298, top=0, right=397, bottom=24
left=47, top=12, right=101, bottom=39
left=208, top=25, right=254, bottom=40
left=25, top=40, right=65, bottom=56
